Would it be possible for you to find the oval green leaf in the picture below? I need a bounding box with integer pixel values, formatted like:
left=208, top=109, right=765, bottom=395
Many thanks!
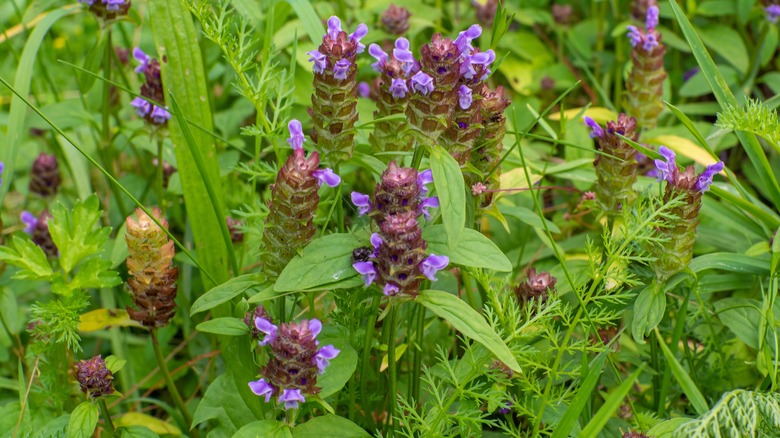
left=292, top=415, right=370, bottom=437
left=196, top=317, right=250, bottom=336
left=275, top=233, right=362, bottom=292
left=190, top=274, right=263, bottom=316
left=67, top=401, right=98, bottom=438
left=423, top=225, right=512, bottom=272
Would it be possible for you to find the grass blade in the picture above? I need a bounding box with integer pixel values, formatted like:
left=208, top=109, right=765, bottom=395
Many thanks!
left=654, top=328, right=709, bottom=415
left=579, top=366, right=643, bottom=437
left=550, top=351, right=608, bottom=438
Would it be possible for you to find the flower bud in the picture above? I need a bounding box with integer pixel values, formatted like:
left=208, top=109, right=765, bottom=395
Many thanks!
left=131, top=48, right=171, bottom=126
left=125, top=208, right=178, bottom=327
left=381, top=4, right=411, bottom=35
left=586, top=114, right=640, bottom=215
left=75, top=355, right=115, bottom=399
left=29, top=153, right=61, bottom=197
left=468, top=85, right=510, bottom=207
left=514, top=267, right=556, bottom=305
left=79, top=0, right=131, bottom=20
left=243, top=306, right=271, bottom=339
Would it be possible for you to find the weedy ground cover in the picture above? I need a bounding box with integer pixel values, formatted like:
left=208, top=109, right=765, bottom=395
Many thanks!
left=1, top=0, right=779, bottom=437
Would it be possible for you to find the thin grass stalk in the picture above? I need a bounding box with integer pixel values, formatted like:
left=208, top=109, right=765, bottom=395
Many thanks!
left=150, top=329, right=195, bottom=435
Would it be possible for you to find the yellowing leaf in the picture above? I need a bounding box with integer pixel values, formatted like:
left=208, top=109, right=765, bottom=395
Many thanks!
left=79, top=309, right=142, bottom=332
left=644, top=135, right=721, bottom=169
left=499, top=167, right=542, bottom=194
left=380, top=343, right=408, bottom=372
left=547, top=107, right=617, bottom=124
left=115, top=412, right=182, bottom=435
left=497, top=57, right=534, bottom=95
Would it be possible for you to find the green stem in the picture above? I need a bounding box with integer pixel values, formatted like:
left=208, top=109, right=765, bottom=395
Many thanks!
left=150, top=329, right=196, bottom=436
left=386, top=303, right=398, bottom=437
left=361, top=295, right=380, bottom=427
left=156, top=138, right=165, bottom=212
left=410, top=143, right=425, bottom=169
left=411, top=302, right=425, bottom=403
left=98, top=398, right=116, bottom=436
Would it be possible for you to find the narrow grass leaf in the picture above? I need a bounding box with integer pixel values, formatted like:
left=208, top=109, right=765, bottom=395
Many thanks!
left=654, top=328, right=709, bottom=415
left=286, top=0, right=324, bottom=44
left=190, top=274, right=263, bottom=316
left=550, top=351, right=608, bottom=438
left=579, top=367, right=642, bottom=437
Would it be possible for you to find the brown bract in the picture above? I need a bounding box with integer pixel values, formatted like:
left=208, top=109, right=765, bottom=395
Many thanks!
left=75, top=355, right=115, bottom=399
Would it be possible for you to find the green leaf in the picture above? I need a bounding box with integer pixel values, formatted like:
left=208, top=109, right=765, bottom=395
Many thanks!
left=698, top=25, right=749, bottom=75
left=77, top=30, right=107, bottom=94
left=0, top=236, right=54, bottom=281
left=48, top=195, right=110, bottom=275
left=423, top=225, right=512, bottom=272
left=192, top=373, right=256, bottom=435
left=499, top=205, right=561, bottom=233
left=196, top=318, right=250, bottom=336
left=430, top=145, right=466, bottom=249
left=317, top=336, right=358, bottom=398
left=52, top=258, right=122, bottom=296
left=654, top=328, right=709, bottom=415
left=120, top=425, right=160, bottom=438
left=632, top=285, right=666, bottom=344
left=67, top=401, right=98, bottom=438
left=417, top=290, right=521, bottom=374
left=550, top=351, right=608, bottom=438
left=235, top=420, right=293, bottom=438
left=292, top=415, right=370, bottom=437
left=190, top=274, right=263, bottom=316
left=689, top=253, right=770, bottom=275
left=285, top=0, right=324, bottom=45
left=275, top=233, right=362, bottom=292
left=579, top=366, right=643, bottom=437
left=105, top=355, right=127, bottom=374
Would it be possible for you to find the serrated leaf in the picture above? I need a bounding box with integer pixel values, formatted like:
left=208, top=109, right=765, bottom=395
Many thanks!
left=422, top=225, right=512, bottom=272
left=275, top=233, right=362, bottom=292
left=430, top=145, right=466, bottom=249
left=196, top=318, right=250, bottom=336
left=115, top=413, right=181, bottom=436
left=79, top=309, right=142, bottom=332
left=67, top=401, right=98, bottom=438
left=417, top=290, right=521, bottom=373
left=0, top=236, right=53, bottom=280
left=190, top=274, right=263, bottom=316
left=52, top=258, right=121, bottom=296
left=48, top=195, right=110, bottom=275
left=292, top=415, right=370, bottom=437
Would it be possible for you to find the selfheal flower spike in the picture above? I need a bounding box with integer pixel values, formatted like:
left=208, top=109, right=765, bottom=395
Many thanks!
left=592, top=114, right=640, bottom=215
left=467, top=84, right=511, bottom=207
left=22, top=211, right=57, bottom=257
left=382, top=4, right=411, bottom=35
left=75, top=356, right=115, bottom=399
left=624, top=4, right=666, bottom=129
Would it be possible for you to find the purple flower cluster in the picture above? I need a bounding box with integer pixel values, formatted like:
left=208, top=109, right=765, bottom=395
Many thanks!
left=20, top=210, right=58, bottom=257
left=767, top=5, right=780, bottom=23
left=306, top=17, right=367, bottom=81
left=351, top=168, right=437, bottom=220
left=79, top=0, right=127, bottom=11
left=131, top=48, right=171, bottom=125
left=627, top=6, right=660, bottom=51
left=285, top=119, right=341, bottom=187
left=368, top=38, right=418, bottom=100
left=654, top=146, right=724, bottom=192
left=249, top=317, right=340, bottom=410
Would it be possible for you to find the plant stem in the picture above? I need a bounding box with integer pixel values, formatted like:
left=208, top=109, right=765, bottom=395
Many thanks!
left=386, top=302, right=398, bottom=437
left=360, top=295, right=380, bottom=427
left=411, top=302, right=425, bottom=403
left=98, top=398, right=116, bottom=436
left=156, top=138, right=165, bottom=213
left=150, top=329, right=195, bottom=435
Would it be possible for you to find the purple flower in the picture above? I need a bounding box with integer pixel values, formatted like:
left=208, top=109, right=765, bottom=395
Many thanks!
left=642, top=33, right=659, bottom=51
left=358, top=81, right=371, bottom=98
left=349, top=23, right=368, bottom=53
left=308, top=318, right=322, bottom=338
left=411, top=71, right=434, bottom=95
left=458, top=85, right=472, bottom=109
left=654, top=146, right=676, bottom=182
left=420, top=254, right=449, bottom=281
left=315, top=345, right=340, bottom=372
left=696, top=161, right=724, bottom=192
left=455, top=24, right=482, bottom=55
left=105, top=0, right=126, bottom=11
left=419, top=197, right=440, bottom=220
left=351, top=192, right=371, bottom=215
left=131, top=97, right=151, bottom=117
left=278, top=388, right=306, bottom=410
left=417, top=169, right=433, bottom=194
left=255, top=317, right=278, bottom=346
left=334, top=59, right=351, bottom=80
left=646, top=5, right=659, bottom=30
left=326, top=16, right=342, bottom=40
left=768, top=5, right=780, bottom=23
left=353, top=261, right=377, bottom=286
left=683, top=67, right=699, bottom=81
left=369, top=44, right=388, bottom=71
left=393, top=38, right=417, bottom=74
left=313, top=168, right=341, bottom=187
left=383, top=283, right=400, bottom=296
left=0, top=161, right=5, bottom=187
left=78, top=0, right=96, bottom=5
left=389, top=78, right=409, bottom=99
left=248, top=378, right=275, bottom=403
left=287, top=119, right=305, bottom=150
left=21, top=211, right=37, bottom=235
left=460, top=50, right=495, bottom=79
left=370, top=233, right=383, bottom=251
left=583, top=116, right=604, bottom=138
left=627, top=25, right=643, bottom=47
left=307, top=50, right=327, bottom=74
left=150, top=106, right=171, bottom=124
left=133, top=48, right=150, bottom=74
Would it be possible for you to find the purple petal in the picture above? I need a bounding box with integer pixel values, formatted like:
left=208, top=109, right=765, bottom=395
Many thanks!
left=383, top=283, right=399, bottom=296
left=458, top=85, right=473, bottom=110
left=255, top=317, right=278, bottom=346
left=627, top=25, right=642, bottom=47
left=309, top=318, right=322, bottom=338
left=394, top=38, right=417, bottom=74
left=370, top=233, right=383, bottom=250
left=696, top=161, right=724, bottom=192
left=351, top=192, right=372, bottom=215
left=358, top=81, right=371, bottom=98
left=306, top=50, right=327, bottom=74
left=419, top=197, right=440, bottom=220
left=287, top=119, right=305, bottom=150
left=349, top=23, right=368, bottom=53
left=421, top=254, right=449, bottom=281
left=389, top=78, right=409, bottom=99
left=353, top=262, right=377, bottom=286
left=21, top=211, right=37, bottom=235
left=369, top=44, right=388, bottom=71
left=278, top=388, right=306, bottom=410
left=646, top=6, right=659, bottom=30
left=131, top=97, right=151, bottom=117
left=455, top=24, right=482, bottom=54
left=768, top=5, right=780, bottom=23
left=315, top=344, right=340, bottom=372
left=105, top=0, right=125, bottom=11
left=0, top=162, right=4, bottom=175
left=411, top=71, right=434, bottom=95
left=642, top=33, right=659, bottom=51
left=583, top=116, right=604, bottom=138
left=132, top=47, right=150, bottom=74
left=334, top=59, right=351, bottom=81
left=417, top=169, right=433, bottom=194
left=313, top=168, right=341, bottom=187
left=150, top=106, right=171, bottom=124
left=654, top=146, right=677, bottom=183
left=248, top=378, right=275, bottom=403
left=326, top=16, right=342, bottom=39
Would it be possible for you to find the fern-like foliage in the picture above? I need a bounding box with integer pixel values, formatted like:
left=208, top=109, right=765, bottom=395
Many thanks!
left=717, top=98, right=780, bottom=146
left=674, top=390, right=780, bottom=438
